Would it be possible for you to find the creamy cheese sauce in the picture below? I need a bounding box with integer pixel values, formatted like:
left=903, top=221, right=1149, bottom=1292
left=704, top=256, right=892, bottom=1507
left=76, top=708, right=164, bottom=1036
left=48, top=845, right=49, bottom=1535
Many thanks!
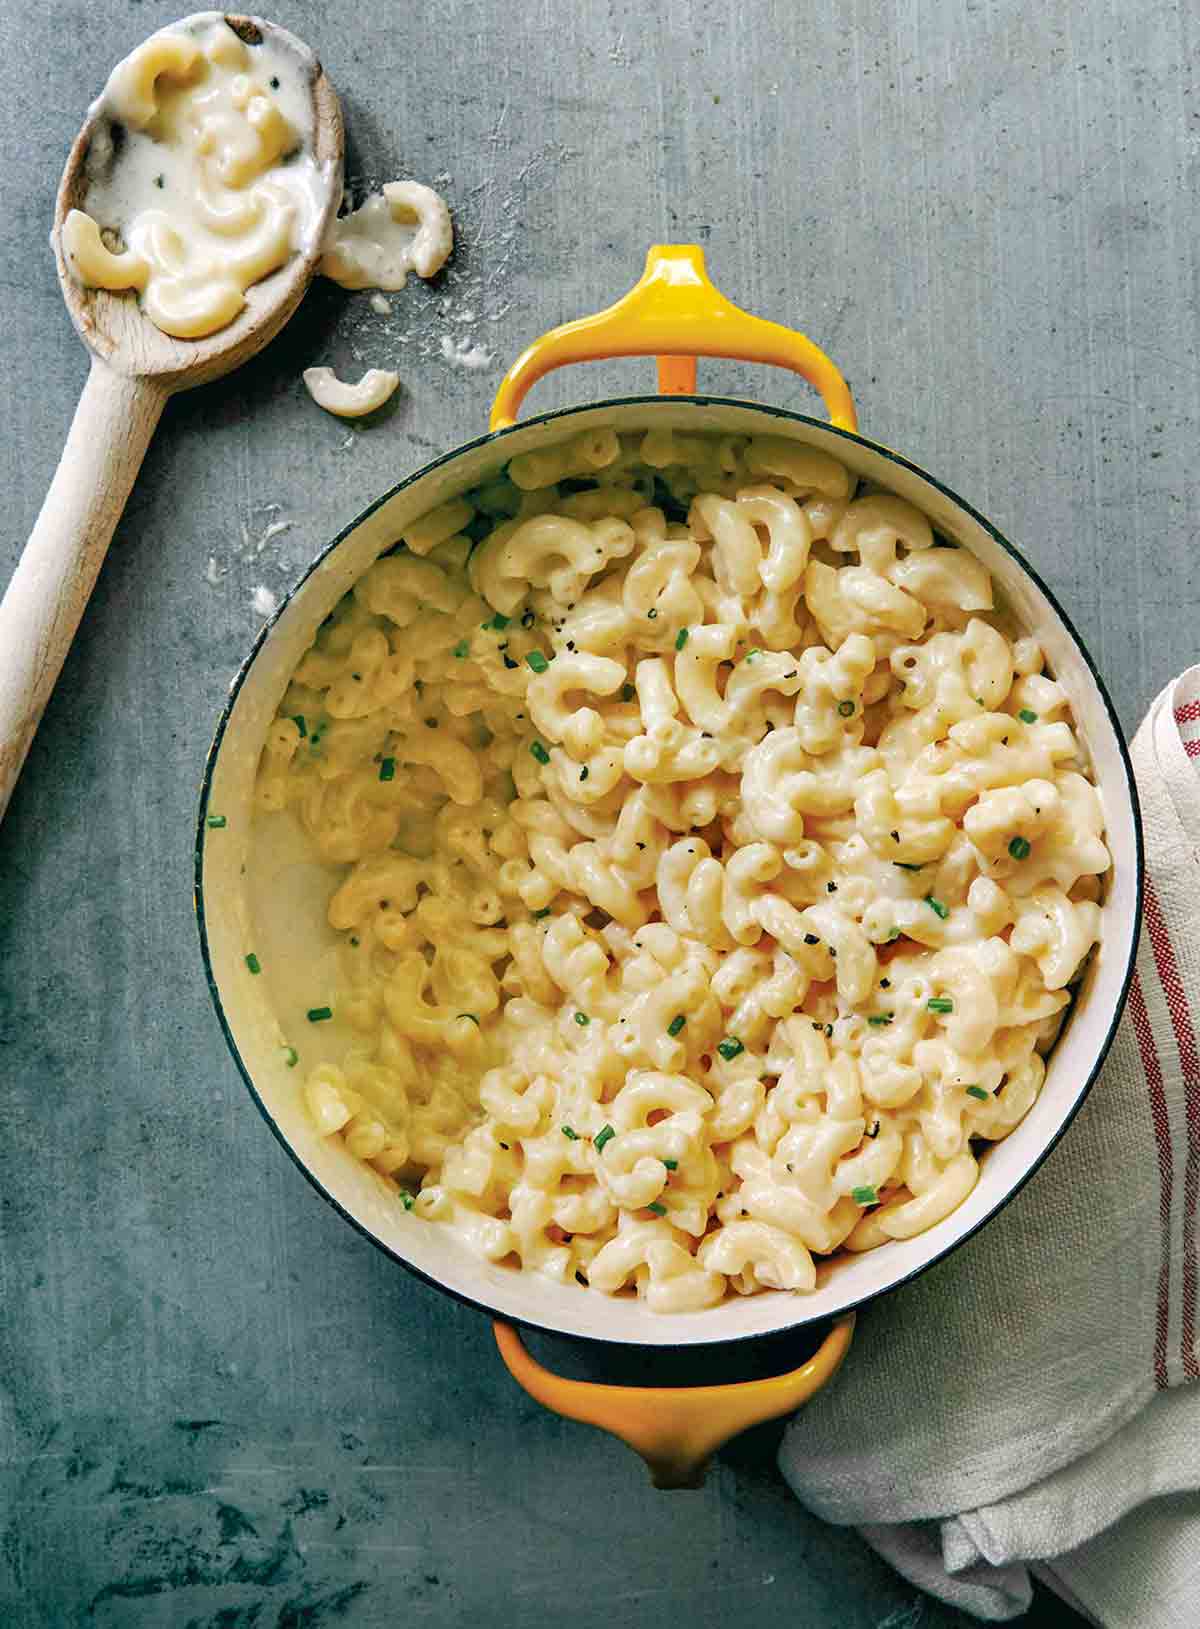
left=62, top=13, right=330, bottom=338
left=319, top=180, right=453, bottom=291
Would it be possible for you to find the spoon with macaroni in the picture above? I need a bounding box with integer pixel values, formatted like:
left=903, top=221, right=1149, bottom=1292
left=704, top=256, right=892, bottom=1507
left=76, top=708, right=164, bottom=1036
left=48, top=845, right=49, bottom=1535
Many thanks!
left=0, top=12, right=342, bottom=819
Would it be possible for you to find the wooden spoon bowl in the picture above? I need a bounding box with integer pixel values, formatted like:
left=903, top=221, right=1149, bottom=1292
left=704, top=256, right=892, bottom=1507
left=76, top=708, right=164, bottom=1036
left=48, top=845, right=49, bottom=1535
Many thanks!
left=0, top=12, right=343, bottom=818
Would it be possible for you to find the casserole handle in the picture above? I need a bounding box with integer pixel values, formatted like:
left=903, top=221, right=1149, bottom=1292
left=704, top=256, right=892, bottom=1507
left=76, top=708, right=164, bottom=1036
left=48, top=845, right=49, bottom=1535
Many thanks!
left=493, top=1314, right=854, bottom=1489
left=489, top=244, right=857, bottom=431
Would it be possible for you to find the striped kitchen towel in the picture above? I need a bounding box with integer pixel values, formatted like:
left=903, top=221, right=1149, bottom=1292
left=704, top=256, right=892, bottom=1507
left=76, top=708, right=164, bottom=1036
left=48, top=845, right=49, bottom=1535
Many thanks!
left=779, top=668, right=1200, bottom=1627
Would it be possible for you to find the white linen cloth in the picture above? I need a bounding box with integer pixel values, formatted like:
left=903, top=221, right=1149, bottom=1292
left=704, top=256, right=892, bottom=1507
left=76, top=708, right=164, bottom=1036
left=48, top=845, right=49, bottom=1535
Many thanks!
left=780, top=667, right=1200, bottom=1626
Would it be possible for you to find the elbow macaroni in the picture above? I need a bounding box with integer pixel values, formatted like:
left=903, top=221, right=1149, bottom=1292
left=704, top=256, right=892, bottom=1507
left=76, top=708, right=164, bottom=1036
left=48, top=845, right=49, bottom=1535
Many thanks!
left=303, top=366, right=400, bottom=418
left=319, top=180, right=454, bottom=290
left=63, top=17, right=328, bottom=339
left=255, top=428, right=1110, bottom=1312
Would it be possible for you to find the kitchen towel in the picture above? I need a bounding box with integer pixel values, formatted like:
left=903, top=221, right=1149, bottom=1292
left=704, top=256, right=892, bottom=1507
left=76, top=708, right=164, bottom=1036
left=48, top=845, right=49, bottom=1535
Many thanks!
left=779, top=666, right=1200, bottom=1627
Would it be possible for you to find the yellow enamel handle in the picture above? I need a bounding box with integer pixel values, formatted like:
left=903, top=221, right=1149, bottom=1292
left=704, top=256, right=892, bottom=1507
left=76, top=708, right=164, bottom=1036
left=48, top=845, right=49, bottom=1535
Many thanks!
left=493, top=1314, right=855, bottom=1489
left=490, top=244, right=857, bottom=432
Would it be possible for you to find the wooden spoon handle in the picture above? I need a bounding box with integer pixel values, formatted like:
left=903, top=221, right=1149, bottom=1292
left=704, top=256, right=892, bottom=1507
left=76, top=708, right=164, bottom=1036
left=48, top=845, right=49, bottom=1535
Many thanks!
left=0, top=359, right=166, bottom=820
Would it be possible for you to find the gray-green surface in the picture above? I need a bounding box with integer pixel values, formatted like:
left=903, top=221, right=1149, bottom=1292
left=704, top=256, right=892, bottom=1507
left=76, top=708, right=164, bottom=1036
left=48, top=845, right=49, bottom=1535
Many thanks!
left=2, top=0, right=1186, bottom=1622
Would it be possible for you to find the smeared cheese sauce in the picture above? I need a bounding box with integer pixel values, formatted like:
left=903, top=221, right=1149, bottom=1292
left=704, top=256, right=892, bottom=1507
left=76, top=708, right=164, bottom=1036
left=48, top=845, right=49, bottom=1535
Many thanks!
left=319, top=180, right=453, bottom=291
left=61, top=12, right=331, bottom=339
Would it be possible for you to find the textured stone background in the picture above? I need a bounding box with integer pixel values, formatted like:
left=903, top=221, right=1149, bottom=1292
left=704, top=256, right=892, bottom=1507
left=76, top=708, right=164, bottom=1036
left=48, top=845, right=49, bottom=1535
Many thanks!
left=3, top=0, right=1195, bottom=1623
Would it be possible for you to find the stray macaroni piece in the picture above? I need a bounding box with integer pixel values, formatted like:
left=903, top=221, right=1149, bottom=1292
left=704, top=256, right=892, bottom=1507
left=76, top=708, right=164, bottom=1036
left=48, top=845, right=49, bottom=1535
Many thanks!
left=303, top=365, right=399, bottom=418
left=61, top=16, right=330, bottom=338
left=320, top=180, right=453, bottom=291
left=256, top=429, right=1110, bottom=1312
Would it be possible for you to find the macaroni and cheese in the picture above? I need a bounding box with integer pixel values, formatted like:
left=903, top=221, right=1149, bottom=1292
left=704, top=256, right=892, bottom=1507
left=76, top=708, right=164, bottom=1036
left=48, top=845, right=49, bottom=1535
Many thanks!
left=303, top=365, right=400, bottom=417
left=253, top=428, right=1109, bottom=1311
left=62, top=16, right=331, bottom=338
left=319, top=180, right=453, bottom=291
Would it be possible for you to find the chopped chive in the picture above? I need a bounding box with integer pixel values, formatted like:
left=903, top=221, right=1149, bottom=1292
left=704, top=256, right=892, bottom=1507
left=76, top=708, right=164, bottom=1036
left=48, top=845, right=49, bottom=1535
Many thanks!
left=894, top=861, right=924, bottom=871
left=594, top=1124, right=615, bottom=1153
left=530, top=741, right=551, bottom=764
left=925, top=896, right=949, bottom=919
left=965, top=1085, right=990, bottom=1101
left=245, top=953, right=261, bottom=975
left=928, top=997, right=954, bottom=1014
left=621, top=683, right=636, bottom=702
left=532, top=907, right=552, bottom=920
left=484, top=613, right=510, bottom=630
left=574, top=1012, right=590, bottom=1026
left=662, top=1158, right=678, bottom=1171
left=717, top=1037, right=744, bottom=1060
left=456, top=1013, right=479, bottom=1025
left=579, top=766, right=589, bottom=782
left=837, top=699, right=855, bottom=717
left=400, top=1191, right=415, bottom=1211
left=647, top=608, right=658, bottom=619
left=503, top=655, right=519, bottom=669
left=866, top=1120, right=880, bottom=1138
left=667, top=1014, right=686, bottom=1037
left=675, top=627, right=690, bottom=651
left=283, top=1046, right=299, bottom=1069
left=851, top=1185, right=879, bottom=1206
left=886, top=928, right=903, bottom=942
left=307, top=1007, right=333, bottom=1023
left=291, top=714, right=307, bottom=737
left=379, top=756, right=396, bottom=782
left=206, top=814, right=227, bottom=829
left=453, top=639, right=470, bottom=659
left=867, top=1013, right=893, bottom=1027
left=526, top=650, right=549, bottom=673
left=646, top=1202, right=668, bottom=1217
left=803, top=933, right=819, bottom=946
left=561, top=1125, right=580, bottom=1140
left=744, top=648, right=760, bottom=663
left=1008, top=836, right=1032, bottom=860
left=521, top=609, right=535, bottom=628
left=1018, top=708, right=1038, bottom=724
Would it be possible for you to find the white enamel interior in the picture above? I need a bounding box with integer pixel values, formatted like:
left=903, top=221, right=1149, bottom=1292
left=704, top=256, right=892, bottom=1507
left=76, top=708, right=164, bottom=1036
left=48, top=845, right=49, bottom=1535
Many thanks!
left=197, top=398, right=1141, bottom=1346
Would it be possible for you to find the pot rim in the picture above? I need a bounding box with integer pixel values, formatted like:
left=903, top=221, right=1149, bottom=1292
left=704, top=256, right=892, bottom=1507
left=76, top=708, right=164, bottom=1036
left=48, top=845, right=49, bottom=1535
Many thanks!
left=195, top=391, right=1145, bottom=1349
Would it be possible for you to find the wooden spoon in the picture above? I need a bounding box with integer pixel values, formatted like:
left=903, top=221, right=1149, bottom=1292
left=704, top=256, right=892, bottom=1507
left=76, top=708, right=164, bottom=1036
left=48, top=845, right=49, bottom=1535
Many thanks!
left=0, top=13, right=343, bottom=820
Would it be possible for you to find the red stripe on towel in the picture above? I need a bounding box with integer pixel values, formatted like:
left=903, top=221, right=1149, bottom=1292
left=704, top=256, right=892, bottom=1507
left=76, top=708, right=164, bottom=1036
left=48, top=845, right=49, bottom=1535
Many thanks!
left=1175, top=699, right=1200, bottom=724
left=1127, top=973, right=1173, bottom=1390
left=1143, top=881, right=1200, bottom=1381
left=1184, top=738, right=1200, bottom=758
